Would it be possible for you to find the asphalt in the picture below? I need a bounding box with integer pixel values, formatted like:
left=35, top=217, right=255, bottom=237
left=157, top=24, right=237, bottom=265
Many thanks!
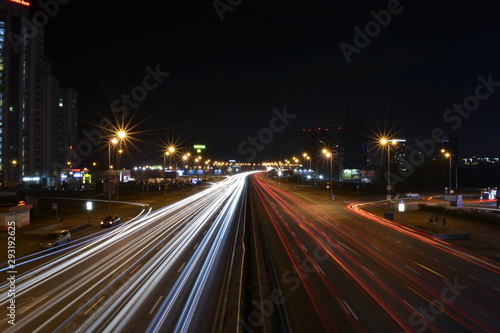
left=0, top=186, right=206, bottom=263
left=280, top=181, right=500, bottom=264
left=2, top=178, right=500, bottom=265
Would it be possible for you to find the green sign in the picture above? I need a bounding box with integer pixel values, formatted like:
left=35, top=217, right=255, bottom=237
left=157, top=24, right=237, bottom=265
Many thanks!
left=193, top=145, right=206, bottom=149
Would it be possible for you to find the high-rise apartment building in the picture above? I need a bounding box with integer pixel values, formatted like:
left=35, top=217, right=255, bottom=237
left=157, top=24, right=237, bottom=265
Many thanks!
left=1, top=0, right=77, bottom=187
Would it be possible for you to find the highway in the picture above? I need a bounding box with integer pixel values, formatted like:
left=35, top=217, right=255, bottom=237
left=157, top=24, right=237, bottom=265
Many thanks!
left=249, top=172, right=500, bottom=332
left=1, top=171, right=498, bottom=332
left=0, top=173, right=254, bottom=332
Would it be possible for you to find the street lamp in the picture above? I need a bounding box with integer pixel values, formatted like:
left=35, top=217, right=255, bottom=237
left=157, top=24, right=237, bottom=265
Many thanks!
left=108, top=137, right=118, bottom=215
left=444, top=151, right=452, bottom=192
left=163, top=151, right=169, bottom=194
left=322, top=149, right=333, bottom=198
left=117, top=130, right=126, bottom=139
left=168, top=146, right=176, bottom=168
left=303, top=153, right=311, bottom=170
left=303, top=153, right=312, bottom=189
left=115, top=131, right=127, bottom=202
left=380, top=138, right=397, bottom=214
left=182, top=154, right=189, bottom=174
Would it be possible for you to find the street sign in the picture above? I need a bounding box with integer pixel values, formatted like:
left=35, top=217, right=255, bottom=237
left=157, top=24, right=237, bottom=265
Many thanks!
left=52, top=203, right=58, bottom=210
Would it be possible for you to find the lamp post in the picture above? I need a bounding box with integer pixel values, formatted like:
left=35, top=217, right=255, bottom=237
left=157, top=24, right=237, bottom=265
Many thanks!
left=116, top=148, right=123, bottom=202
left=322, top=149, right=333, bottom=198
left=168, top=146, right=175, bottom=167
left=116, top=131, right=126, bottom=202
left=182, top=154, right=189, bottom=177
left=163, top=151, right=169, bottom=195
left=380, top=138, right=396, bottom=214
left=292, top=157, right=300, bottom=185
left=108, top=137, right=118, bottom=215
left=445, top=152, right=452, bottom=192
left=303, top=153, right=311, bottom=190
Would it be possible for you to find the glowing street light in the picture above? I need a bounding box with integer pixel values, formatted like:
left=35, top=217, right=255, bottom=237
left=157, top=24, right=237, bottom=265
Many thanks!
left=443, top=151, right=452, bottom=192
left=322, top=149, right=333, bottom=197
left=117, top=130, right=126, bottom=139
left=380, top=138, right=395, bottom=214
left=108, top=137, right=119, bottom=215
left=303, top=153, right=311, bottom=170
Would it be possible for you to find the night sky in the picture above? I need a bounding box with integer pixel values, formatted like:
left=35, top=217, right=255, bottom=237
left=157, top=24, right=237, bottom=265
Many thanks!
left=38, top=0, right=500, bottom=164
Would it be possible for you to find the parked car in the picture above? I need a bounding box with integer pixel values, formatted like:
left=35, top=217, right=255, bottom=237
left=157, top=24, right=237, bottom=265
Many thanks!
left=101, top=215, right=120, bottom=227
left=40, top=230, right=71, bottom=249
left=405, top=192, right=420, bottom=197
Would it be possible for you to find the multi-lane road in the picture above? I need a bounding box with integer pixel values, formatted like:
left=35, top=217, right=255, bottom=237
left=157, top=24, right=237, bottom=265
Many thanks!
left=1, top=171, right=499, bottom=332
left=248, top=173, right=500, bottom=332
left=1, top=173, right=253, bottom=332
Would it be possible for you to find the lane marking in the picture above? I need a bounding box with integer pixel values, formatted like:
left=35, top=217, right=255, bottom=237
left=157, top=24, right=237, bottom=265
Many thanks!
left=342, top=300, right=359, bottom=320
left=468, top=275, right=481, bottom=282
left=362, top=265, right=375, bottom=276
left=84, top=296, right=105, bottom=315
left=129, top=263, right=142, bottom=275
left=178, top=262, right=186, bottom=273
left=20, top=296, right=48, bottom=314
left=404, top=265, right=421, bottom=276
left=149, top=296, right=164, bottom=314
left=337, top=297, right=349, bottom=315
left=403, top=299, right=418, bottom=313
left=412, top=261, right=446, bottom=279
